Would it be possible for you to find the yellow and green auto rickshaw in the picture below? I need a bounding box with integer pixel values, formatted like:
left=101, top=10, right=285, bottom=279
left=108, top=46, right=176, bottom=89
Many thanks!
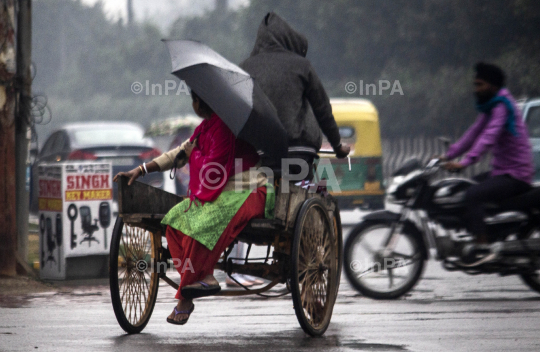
left=316, top=98, right=384, bottom=210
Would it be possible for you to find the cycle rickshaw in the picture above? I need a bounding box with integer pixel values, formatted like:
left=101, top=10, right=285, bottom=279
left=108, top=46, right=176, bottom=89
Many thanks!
left=109, top=171, right=343, bottom=337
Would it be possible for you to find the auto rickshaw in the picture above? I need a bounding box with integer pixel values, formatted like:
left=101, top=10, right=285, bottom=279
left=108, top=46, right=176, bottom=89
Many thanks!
left=316, top=98, right=384, bottom=210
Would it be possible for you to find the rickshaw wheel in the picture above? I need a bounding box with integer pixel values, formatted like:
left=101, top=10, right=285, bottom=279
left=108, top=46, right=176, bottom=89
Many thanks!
left=291, top=198, right=338, bottom=336
left=109, top=217, right=160, bottom=334
left=332, top=207, right=343, bottom=300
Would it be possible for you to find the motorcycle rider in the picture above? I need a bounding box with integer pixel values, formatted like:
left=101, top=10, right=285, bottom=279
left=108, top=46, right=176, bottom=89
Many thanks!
left=442, top=63, right=534, bottom=263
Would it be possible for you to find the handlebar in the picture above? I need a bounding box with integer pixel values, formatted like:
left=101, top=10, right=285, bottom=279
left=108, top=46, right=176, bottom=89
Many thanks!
left=318, top=149, right=351, bottom=171
left=424, top=158, right=462, bottom=174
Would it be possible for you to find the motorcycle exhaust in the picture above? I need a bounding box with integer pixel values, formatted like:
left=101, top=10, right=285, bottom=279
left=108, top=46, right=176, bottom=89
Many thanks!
left=491, top=238, right=540, bottom=256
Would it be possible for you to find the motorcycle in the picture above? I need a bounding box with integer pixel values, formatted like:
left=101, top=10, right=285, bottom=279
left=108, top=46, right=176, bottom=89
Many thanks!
left=344, top=157, right=540, bottom=299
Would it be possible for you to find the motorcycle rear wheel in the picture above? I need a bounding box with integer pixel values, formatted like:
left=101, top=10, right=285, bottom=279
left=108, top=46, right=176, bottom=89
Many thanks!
left=344, top=220, right=425, bottom=299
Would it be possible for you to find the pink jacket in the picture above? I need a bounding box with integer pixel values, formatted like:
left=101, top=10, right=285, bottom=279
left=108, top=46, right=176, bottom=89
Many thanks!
left=188, top=114, right=259, bottom=203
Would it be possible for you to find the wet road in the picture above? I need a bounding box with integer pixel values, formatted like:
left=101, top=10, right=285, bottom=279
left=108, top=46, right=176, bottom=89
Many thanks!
left=1, top=224, right=540, bottom=352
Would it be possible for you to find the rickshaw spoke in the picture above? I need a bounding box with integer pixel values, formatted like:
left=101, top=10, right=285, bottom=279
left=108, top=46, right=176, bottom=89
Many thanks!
left=321, top=242, right=332, bottom=262
left=298, top=267, right=309, bottom=278
left=120, top=275, right=130, bottom=301
left=125, top=237, right=138, bottom=261
left=121, top=273, right=133, bottom=301
left=122, top=271, right=135, bottom=296
left=302, top=270, right=318, bottom=286
left=133, top=275, right=142, bottom=321
left=128, top=272, right=141, bottom=322
left=125, top=272, right=137, bottom=316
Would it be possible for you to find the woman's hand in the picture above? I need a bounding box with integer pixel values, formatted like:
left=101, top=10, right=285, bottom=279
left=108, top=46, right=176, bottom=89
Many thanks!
left=184, top=139, right=198, bottom=157
left=113, top=166, right=143, bottom=186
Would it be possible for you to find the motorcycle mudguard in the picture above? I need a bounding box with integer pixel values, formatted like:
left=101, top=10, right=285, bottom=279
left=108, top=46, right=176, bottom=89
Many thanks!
left=362, top=210, right=401, bottom=222
left=359, top=210, right=429, bottom=260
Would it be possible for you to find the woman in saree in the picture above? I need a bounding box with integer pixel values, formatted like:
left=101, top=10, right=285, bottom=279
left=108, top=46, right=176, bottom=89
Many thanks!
left=113, top=92, right=273, bottom=325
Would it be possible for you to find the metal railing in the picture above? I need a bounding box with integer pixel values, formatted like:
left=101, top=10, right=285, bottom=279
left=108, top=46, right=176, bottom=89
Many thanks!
left=381, top=136, right=490, bottom=184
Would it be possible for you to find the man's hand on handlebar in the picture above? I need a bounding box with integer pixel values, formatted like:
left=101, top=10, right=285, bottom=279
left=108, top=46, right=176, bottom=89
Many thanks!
left=442, top=161, right=464, bottom=173
left=334, top=144, right=351, bottom=159
left=432, top=155, right=447, bottom=161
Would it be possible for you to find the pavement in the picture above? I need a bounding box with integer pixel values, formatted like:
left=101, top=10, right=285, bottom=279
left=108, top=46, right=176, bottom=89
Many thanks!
left=1, top=222, right=540, bottom=351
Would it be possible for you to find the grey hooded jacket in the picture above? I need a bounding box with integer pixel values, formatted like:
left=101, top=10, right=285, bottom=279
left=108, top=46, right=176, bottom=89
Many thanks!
left=240, top=12, right=341, bottom=155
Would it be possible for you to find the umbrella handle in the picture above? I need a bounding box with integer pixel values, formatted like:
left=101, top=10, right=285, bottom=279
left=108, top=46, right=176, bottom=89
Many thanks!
left=169, top=132, right=200, bottom=179
left=170, top=150, right=187, bottom=180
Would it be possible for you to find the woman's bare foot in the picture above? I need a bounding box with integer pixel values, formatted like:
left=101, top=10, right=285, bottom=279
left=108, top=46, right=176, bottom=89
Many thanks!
left=182, top=274, right=219, bottom=289
left=167, top=299, right=194, bottom=323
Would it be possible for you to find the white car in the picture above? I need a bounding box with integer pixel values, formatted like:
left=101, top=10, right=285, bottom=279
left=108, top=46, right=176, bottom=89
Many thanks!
left=521, top=98, right=540, bottom=183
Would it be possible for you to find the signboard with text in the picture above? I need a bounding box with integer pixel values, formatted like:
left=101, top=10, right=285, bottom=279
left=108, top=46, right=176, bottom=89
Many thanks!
left=38, top=162, right=113, bottom=280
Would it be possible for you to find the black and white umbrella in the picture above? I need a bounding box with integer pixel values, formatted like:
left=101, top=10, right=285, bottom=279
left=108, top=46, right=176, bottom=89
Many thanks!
left=163, top=40, right=288, bottom=162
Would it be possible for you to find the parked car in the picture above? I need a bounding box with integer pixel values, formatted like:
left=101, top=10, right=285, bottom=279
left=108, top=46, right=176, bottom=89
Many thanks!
left=145, top=115, right=202, bottom=196
left=521, top=98, right=540, bottom=182
left=30, top=122, right=164, bottom=214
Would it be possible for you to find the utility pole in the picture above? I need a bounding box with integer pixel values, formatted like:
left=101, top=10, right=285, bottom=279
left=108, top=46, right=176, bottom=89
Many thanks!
left=16, top=0, right=32, bottom=271
left=127, top=0, right=133, bottom=26
left=0, top=0, right=18, bottom=277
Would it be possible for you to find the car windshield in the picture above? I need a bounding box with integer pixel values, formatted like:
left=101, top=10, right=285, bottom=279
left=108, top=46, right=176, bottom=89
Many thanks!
left=72, top=126, right=146, bottom=146
left=322, top=126, right=356, bottom=143
left=526, top=106, right=540, bottom=138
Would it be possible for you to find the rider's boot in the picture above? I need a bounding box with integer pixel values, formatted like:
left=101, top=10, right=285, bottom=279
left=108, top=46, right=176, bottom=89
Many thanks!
left=459, top=234, right=497, bottom=267
left=461, top=243, right=490, bottom=263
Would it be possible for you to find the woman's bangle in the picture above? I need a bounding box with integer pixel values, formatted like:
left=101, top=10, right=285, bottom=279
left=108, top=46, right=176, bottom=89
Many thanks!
left=138, top=165, right=145, bottom=176
left=143, top=162, right=149, bottom=175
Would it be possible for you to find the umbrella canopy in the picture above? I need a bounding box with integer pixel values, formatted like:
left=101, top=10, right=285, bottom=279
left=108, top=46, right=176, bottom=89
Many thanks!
left=163, top=40, right=288, bottom=162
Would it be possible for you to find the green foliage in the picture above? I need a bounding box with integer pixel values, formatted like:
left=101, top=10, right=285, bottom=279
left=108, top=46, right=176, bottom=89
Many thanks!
left=32, top=0, right=540, bottom=142
left=167, top=0, right=540, bottom=137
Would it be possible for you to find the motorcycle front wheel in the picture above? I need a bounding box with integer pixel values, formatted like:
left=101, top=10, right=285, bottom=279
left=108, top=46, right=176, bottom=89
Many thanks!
left=344, top=220, right=425, bottom=299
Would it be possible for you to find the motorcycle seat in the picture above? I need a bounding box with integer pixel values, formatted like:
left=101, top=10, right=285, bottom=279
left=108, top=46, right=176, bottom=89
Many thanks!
left=497, top=186, right=540, bottom=211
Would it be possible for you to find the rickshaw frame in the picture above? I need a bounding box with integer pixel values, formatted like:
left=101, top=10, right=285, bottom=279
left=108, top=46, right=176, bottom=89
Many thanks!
left=109, top=175, right=342, bottom=336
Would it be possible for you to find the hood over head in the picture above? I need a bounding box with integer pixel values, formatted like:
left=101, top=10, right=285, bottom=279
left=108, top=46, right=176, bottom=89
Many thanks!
left=249, top=12, right=308, bottom=57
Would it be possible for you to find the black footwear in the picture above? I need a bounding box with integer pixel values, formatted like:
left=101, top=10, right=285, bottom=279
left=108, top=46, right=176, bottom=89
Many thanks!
left=181, top=281, right=221, bottom=299
left=459, top=244, right=496, bottom=267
